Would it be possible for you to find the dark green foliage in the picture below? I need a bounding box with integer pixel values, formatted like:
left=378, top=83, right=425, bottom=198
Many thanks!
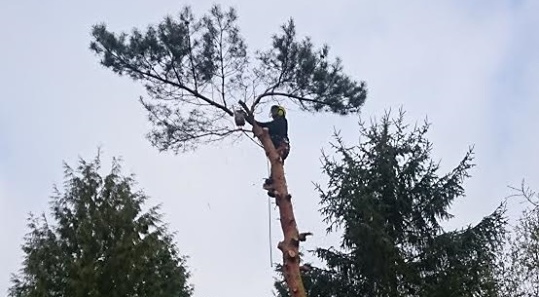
left=255, top=19, right=367, bottom=115
left=89, top=5, right=367, bottom=153
left=274, top=264, right=352, bottom=297
left=9, top=154, right=193, bottom=297
left=276, top=110, right=507, bottom=297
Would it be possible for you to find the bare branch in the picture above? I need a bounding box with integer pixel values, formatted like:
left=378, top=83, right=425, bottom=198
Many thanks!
left=252, top=91, right=331, bottom=112
left=507, top=180, right=539, bottom=207
left=250, top=74, right=290, bottom=112
left=218, top=17, right=227, bottom=108
left=185, top=22, right=200, bottom=92
left=140, top=96, right=172, bottom=127
left=168, top=129, right=240, bottom=150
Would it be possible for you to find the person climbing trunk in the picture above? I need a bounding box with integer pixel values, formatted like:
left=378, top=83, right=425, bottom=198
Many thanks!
left=239, top=101, right=309, bottom=297
left=256, top=105, right=291, bottom=197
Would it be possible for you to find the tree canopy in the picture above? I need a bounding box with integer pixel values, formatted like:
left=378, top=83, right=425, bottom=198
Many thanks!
left=89, top=4, right=367, bottom=153
left=9, top=154, right=193, bottom=297
left=275, top=110, right=507, bottom=297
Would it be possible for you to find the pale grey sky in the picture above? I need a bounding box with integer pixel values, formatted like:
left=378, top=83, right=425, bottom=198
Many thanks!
left=1, top=1, right=538, bottom=297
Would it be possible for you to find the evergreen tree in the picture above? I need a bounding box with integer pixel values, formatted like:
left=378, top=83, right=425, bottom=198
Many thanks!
left=276, top=109, right=507, bottom=297
left=89, top=5, right=367, bottom=297
left=9, top=153, right=193, bottom=297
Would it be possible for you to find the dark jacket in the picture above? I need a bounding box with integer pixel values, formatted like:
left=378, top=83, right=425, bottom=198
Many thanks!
left=256, top=117, right=288, bottom=146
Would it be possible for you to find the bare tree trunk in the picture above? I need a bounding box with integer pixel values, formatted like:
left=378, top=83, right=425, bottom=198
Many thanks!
left=252, top=124, right=308, bottom=297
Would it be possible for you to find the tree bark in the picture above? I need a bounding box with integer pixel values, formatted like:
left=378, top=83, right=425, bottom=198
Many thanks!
left=251, top=123, right=307, bottom=297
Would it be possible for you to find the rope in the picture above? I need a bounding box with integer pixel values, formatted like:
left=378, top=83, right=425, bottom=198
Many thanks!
left=242, top=130, right=264, bottom=149
left=266, top=158, right=273, bottom=267
left=268, top=188, right=273, bottom=267
left=241, top=121, right=271, bottom=267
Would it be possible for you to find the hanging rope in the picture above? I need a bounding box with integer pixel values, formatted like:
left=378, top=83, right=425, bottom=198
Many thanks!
left=266, top=158, right=273, bottom=267
left=242, top=130, right=264, bottom=149
left=268, top=188, right=273, bottom=267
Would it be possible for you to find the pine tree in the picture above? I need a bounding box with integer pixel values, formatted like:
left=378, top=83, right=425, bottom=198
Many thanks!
left=9, top=153, right=193, bottom=297
left=276, top=109, right=507, bottom=297
left=89, top=5, right=367, bottom=297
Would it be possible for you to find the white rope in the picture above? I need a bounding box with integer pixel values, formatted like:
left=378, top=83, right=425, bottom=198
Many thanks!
left=268, top=189, right=273, bottom=267
left=266, top=158, right=273, bottom=267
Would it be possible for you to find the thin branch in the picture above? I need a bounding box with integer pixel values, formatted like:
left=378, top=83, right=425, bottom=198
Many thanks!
left=250, top=74, right=288, bottom=112
left=185, top=22, right=200, bottom=93
left=254, top=91, right=330, bottom=110
left=124, top=58, right=233, bottom=115
left=507, top=180, right=539, bottom=207
left=170, top=53, right=184, bottom=87
left=218, top=18, right=227, bottom=108
left=170, top=127, right=242, bottom=144
left=142, top=55, right=165, bottom=82
left=101, top=45, right=231, bottom=115
left=139, top=96, right=176, bottom=132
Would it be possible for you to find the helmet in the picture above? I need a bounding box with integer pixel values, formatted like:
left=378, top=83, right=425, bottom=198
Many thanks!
left=270, top=105, right=286, bottom=117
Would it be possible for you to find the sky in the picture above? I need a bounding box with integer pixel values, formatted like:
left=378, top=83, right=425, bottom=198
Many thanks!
left=1, top=1, right=538, bottom=296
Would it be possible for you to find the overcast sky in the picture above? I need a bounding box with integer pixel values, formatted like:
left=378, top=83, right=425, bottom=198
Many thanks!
left=1, top=1, right=538, bottom=296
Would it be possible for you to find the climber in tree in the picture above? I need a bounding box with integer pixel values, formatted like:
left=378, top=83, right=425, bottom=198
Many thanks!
left=256, top=105, right=290, bottom=197
left=257, top=105, right=289, bottom=159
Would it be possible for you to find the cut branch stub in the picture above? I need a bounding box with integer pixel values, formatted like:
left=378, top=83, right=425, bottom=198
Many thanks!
left=288, top=250, right=297, bottom=258
left=298, top=232, right=313, bottom=242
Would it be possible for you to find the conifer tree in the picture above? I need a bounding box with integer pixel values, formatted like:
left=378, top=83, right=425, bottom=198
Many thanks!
left=9, top=154, right=193, bottom=297
left=89, top=5, right=367, bottom=296
left=276, top=110, right=507, bottom=297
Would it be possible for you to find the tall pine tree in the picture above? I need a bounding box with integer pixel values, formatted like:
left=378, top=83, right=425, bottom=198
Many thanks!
left=9, top=153, right=193, bottom=297
left=89, top=5, right=367, bottom=296
left=276, top=109, right=507, bottom=297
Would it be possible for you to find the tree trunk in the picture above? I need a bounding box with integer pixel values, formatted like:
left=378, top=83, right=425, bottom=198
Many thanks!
left=252, top=124, right=307, bottom=297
